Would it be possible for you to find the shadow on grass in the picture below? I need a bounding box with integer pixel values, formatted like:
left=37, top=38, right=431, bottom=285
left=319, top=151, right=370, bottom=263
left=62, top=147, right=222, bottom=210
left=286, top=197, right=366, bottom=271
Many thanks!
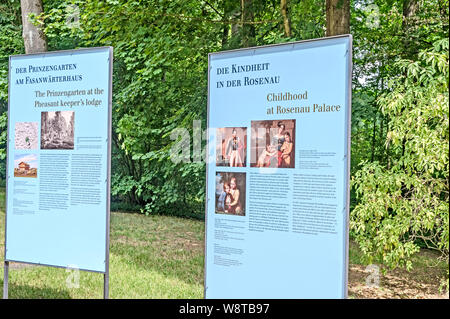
left=2, top=283, right=72, bottom=299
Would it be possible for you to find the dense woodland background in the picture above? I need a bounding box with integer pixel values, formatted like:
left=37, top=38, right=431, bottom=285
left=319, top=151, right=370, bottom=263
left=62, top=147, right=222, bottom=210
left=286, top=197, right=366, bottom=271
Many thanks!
left=0, top=0, right=448, bottom=288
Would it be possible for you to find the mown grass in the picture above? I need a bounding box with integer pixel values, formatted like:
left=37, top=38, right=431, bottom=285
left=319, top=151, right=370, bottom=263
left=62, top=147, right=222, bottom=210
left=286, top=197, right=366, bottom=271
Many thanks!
left=0, top=187, right=447, bottom=298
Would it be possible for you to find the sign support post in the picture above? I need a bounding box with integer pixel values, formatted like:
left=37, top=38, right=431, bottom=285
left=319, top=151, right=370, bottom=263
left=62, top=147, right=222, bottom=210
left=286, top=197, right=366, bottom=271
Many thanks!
left=103, top=273, right=109, bottom=299
left=3, top=261, right=9, bottom=299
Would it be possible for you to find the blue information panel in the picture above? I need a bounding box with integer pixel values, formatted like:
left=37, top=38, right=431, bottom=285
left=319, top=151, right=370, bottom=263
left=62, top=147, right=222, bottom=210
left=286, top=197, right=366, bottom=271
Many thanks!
left=205, top=36, right=352, bottom=298
left=5, top=47, right=112, bottom=273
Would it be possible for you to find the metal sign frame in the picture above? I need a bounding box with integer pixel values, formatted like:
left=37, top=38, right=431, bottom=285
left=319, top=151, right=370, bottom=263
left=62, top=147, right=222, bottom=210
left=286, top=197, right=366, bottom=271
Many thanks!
left=204, top=35, right=352, bottom=298
left=2, top=46, right=113, bottom=299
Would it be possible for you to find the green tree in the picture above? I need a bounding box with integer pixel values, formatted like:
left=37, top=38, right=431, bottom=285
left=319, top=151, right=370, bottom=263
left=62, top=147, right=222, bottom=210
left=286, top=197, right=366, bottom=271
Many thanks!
left=352, top=38, right=449, bottom=280
left=36, top=0, right=328, bottom=217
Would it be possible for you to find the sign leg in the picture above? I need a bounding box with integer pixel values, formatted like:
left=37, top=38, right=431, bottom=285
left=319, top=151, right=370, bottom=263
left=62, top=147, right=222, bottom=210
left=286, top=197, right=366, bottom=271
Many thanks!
left=3, top=261, right=9, bottom=299
left=103, top=272, right=109, bottom=299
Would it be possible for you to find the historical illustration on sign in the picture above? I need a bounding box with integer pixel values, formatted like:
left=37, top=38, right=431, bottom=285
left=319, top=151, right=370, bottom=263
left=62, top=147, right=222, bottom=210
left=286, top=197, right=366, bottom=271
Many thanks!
left=215, top=172, right=246, bottom=216
left=15, top=122, right=39, bottom=150
left=250, top=119, right=295, bottom=168
left=40, top=111, right=75, bottom=150
left=14, top=154, right=38, bottom=178
left=216, top=127, right=247, bottom=167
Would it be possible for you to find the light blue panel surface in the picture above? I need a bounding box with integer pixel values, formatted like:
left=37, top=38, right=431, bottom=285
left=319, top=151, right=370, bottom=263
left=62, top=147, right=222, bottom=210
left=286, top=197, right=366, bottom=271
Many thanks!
left=205, top=37, right=351, bottom=298
left=5, top=48, right=111, bottom=272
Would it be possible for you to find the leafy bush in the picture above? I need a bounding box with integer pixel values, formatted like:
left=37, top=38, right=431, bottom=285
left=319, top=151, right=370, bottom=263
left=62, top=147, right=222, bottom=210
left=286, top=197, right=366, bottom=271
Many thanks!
left=352, top=39, right=449, bottom=276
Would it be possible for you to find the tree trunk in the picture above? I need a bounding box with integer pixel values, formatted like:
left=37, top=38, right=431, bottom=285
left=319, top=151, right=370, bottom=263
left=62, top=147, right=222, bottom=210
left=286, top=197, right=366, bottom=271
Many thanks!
left=222, top=20, right=229, bottom=48
left=20, top=0, right=48, bottom=54
left=221, top=1, right=231, bottom=48
left=403, top=0, right=418, bottom=20
left=402, top=0, right=418, bottom=58
left=399, top=0, right=418, bottom=161
left=280, top=0, right=291, bottom=37
left=241, top=0, right=255, bottom=47
left=326, top=0, right=350, bottom=36
left=371, top=111, right=376, bottom=162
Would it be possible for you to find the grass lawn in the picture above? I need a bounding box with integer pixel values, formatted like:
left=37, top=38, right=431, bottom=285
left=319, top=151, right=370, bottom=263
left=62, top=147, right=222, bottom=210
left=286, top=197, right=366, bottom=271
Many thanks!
left=0, top=188, right=447, bottom=299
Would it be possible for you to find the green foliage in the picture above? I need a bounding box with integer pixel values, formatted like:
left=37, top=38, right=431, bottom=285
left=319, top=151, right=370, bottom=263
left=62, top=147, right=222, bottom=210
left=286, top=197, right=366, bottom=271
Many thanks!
left=350, top=0, right=448, bottom=174
left=37, top=0, right=325, bottom=218
left=0, top=0, right=329, bottom=213
left=352, top=38, right=449, bottom=272
left=0, top=0, right=23, bottom=181
left=38, top=0, right=216, bottom=217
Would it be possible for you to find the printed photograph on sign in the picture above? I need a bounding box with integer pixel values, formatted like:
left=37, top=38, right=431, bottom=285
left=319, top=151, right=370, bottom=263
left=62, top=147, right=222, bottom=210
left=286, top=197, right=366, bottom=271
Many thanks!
left=216, top=127, right=247, bottom=167
left=15, top=122, right=39, bottom=150
left=14, top=153, right=38, bottom=178
left=250, top=119, right=295, bottom=168
left=215, top=172, right=246, bottom=216
left=40, top=111, right=75, bottom=150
